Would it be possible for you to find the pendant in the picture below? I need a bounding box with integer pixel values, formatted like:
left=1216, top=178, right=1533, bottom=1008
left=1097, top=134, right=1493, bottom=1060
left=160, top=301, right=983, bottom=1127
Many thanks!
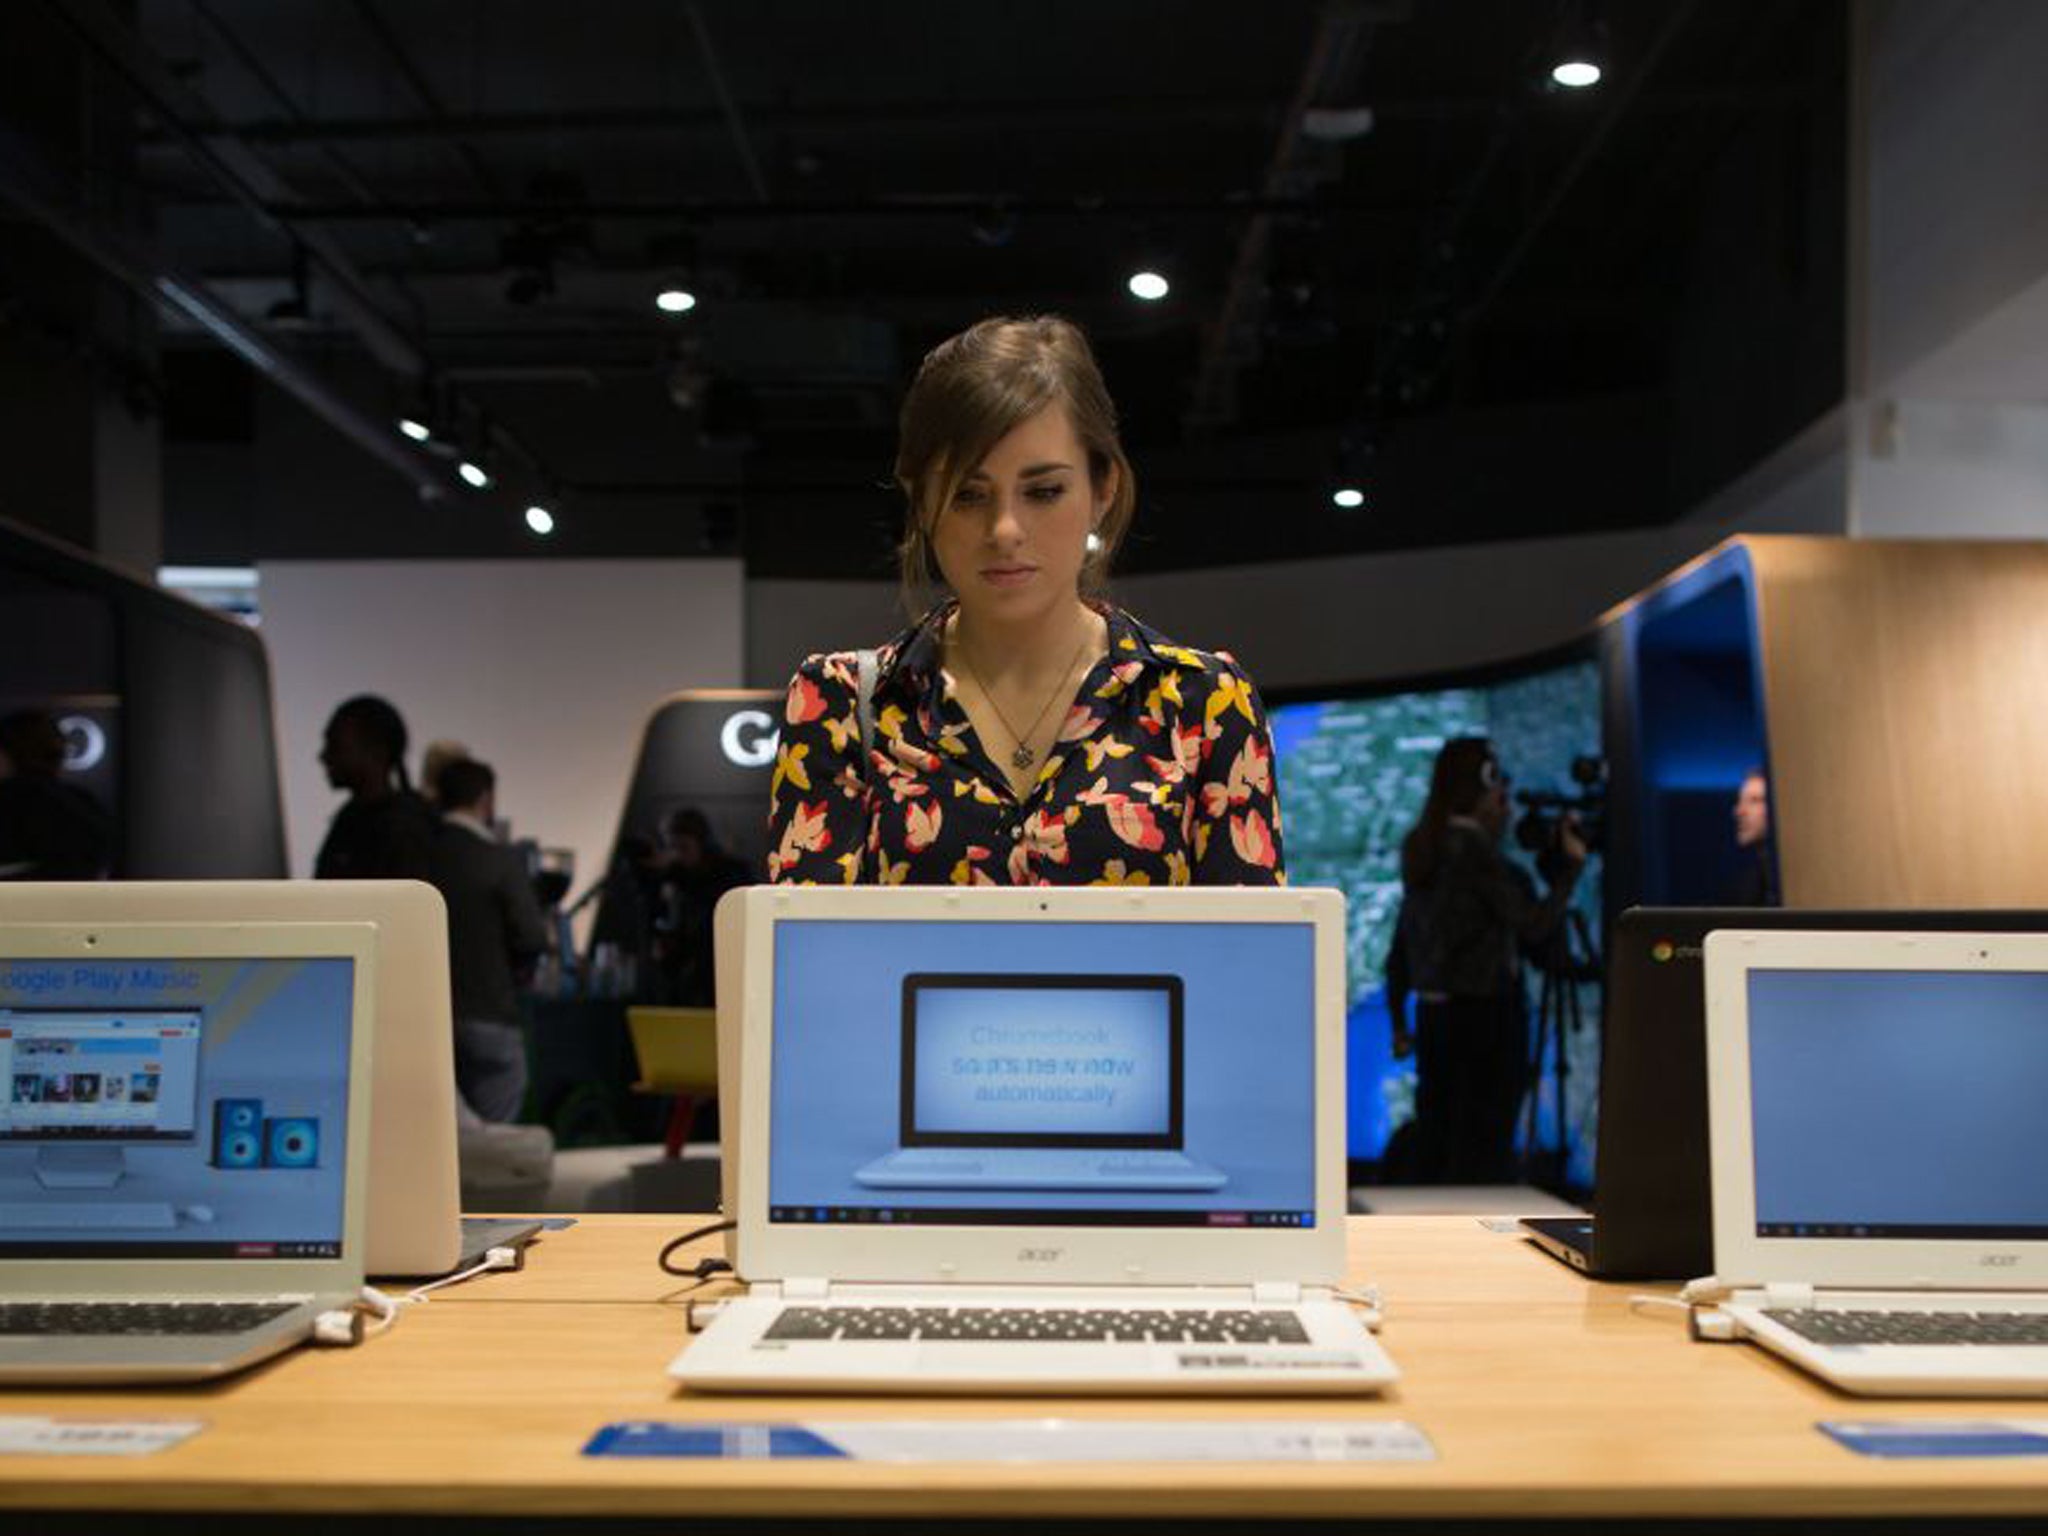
left=1010, top=744, right=1036, bottom=770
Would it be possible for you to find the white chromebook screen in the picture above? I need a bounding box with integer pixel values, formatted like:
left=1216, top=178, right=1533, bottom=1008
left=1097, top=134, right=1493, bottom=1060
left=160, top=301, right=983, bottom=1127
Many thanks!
left=767, top=919, right=1317, bottom=1230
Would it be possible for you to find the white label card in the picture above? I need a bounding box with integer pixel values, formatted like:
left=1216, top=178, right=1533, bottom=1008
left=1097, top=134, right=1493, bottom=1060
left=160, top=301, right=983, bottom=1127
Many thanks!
left=0, top=1416, right=206, bottom=1457
left=820, top=1419, right=1438, bottom=1464
left=585, top=1418, right=1436, bottom=1464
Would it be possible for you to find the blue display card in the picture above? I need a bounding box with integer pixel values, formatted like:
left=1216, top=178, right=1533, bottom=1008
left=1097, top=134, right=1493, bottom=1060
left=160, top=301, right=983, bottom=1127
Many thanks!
left=1822, top=1421, right=2048, bottom=1459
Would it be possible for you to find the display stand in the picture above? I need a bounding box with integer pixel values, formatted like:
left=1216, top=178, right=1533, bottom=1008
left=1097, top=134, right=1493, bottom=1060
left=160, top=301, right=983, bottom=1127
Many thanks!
left=1602, top=535, right=2048, bottom=909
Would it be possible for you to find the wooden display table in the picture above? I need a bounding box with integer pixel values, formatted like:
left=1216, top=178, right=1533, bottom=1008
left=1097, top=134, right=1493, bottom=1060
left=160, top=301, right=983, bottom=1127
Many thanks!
left=2, top=1215, right=2045, bottom=1530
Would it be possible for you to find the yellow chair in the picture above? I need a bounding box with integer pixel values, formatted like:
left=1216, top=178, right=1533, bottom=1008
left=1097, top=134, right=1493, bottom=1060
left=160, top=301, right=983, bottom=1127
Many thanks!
left=624, top=1006, right=718, bottom=1157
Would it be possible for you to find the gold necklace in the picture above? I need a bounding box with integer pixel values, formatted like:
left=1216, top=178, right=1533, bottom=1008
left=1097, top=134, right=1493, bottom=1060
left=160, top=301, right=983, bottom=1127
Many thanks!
left=954, top=620, right=1096, bottom=771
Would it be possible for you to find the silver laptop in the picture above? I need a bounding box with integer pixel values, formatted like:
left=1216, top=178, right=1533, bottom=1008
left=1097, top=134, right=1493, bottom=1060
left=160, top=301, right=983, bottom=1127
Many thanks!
left=675, top=885, right=1396, bottom=1395
left=1705, top=929, right=2048, bottom=1396
left=0, top=920, right=373, bottom=1382
left=0, top=883, right=465, bottom=1278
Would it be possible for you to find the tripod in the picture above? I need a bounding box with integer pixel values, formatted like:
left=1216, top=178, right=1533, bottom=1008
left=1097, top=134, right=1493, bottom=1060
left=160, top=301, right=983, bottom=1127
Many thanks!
left=1520, top=908, right=1600, bottom=1188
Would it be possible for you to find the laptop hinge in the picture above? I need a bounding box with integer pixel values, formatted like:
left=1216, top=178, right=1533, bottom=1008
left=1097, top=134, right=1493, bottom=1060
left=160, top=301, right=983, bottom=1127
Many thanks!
left=1252, top=1281, right=1302, bottom=1305
left=1763, top=1281, right=1816, bottom=1310
left=781, top=1277, right=830, bottom=1301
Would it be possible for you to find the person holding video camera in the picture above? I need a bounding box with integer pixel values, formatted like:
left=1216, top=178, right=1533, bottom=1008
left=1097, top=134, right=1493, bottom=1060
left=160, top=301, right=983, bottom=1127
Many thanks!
left=1392, top=736, right=1585, bottom=1184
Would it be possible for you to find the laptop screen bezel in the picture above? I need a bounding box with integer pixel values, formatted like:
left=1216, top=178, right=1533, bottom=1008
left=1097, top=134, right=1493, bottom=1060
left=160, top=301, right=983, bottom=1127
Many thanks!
left=730, top=885, right=1347, bottom=1287
left=1704, top=928, right=2048, bottom=1289
left=0, top=921, right=375, bottom=1294
left=898, top=972, right=1184, bottom=1150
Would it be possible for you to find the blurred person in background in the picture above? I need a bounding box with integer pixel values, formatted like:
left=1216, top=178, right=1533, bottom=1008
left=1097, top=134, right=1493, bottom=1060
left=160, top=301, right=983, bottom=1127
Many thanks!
left=314, top=694, right=435, bottom=880
left=1395, top=737, right=1584, bottom=1184
left=0, top=709, right=112, bottom=880
left=429, top=757, right=550, bottom=1122
left=1727, top=769, right=1778, bottom=906
left=419, top=739, right=473, bottom=809
left=649, top=807, right=748, bottom=1005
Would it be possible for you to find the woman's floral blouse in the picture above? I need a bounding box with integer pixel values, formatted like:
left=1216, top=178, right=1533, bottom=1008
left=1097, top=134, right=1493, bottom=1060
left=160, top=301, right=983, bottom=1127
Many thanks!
left=766, top=602, right=1286, bottom=887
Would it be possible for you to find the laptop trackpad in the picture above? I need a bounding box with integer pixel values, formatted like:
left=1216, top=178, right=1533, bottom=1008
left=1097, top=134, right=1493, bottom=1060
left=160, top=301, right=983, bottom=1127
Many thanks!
left=911, top=1341, right=1159, bottom=1379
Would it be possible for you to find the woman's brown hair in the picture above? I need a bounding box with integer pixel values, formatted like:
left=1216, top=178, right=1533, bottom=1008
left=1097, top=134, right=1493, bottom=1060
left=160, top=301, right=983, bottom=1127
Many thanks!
left=1400, top=736, right=1502, bottom=889
left=893, top=314, right=1137, bottom=616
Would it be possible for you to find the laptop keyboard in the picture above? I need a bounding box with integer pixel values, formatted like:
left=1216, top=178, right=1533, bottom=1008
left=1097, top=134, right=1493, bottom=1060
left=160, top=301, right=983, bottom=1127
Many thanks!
left=0, top=1202, right=178, bottom=1230
left=1764, top=1309, right=2048, bottom=1346
left=0, top=1301, right=300, bottom=1337
left=763, top=1306, right=1311, bottom=1344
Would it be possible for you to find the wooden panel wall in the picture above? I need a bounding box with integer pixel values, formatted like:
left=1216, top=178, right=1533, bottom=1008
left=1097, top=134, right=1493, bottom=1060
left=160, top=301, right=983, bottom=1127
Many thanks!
left=1744, top=536, right=2048, bottom=907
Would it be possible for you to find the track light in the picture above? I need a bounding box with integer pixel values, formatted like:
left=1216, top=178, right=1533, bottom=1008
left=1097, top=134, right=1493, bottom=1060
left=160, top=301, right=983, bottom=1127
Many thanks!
left=1549, top=2, right=1607, bottom=90
left=1127, top=270, right=1170, bottom=302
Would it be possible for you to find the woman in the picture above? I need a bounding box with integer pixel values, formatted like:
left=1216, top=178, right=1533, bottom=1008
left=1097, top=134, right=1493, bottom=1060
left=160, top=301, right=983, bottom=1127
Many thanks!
left=767, top=315, right=1284, bottom=887
left=1396, top=737, right=1583, bottom=1182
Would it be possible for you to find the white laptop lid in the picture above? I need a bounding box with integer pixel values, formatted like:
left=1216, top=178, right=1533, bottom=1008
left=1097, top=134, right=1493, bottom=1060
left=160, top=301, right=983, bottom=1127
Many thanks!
left=726, top=885, right=1346, bottom=1288
left=0, top=882, right=459, bottom=1276
left=1705, top=928, right=2048, bottom=1290
left=0, top=921, right=374, bottom=1295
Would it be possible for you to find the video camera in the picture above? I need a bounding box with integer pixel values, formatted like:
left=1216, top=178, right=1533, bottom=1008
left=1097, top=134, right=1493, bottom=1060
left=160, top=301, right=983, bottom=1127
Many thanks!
left=1513, top=753, right=1607, bottom=885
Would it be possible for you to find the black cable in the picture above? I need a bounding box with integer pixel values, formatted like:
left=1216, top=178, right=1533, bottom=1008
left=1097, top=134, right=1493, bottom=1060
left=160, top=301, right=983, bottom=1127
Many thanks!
left=658, top=1217, right=737, bottom=1279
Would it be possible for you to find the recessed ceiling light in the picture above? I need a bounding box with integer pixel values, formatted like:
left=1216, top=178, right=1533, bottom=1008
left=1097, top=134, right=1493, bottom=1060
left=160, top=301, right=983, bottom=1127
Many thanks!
left=1127, top=270, right=1170, bottom=302
left=525, top=505, right=556, bottom=536
left=1552, top=59, right=1602, bottom=88
left=1332, top=487, right=1366, bottom=510
left=397, top=417, right=431, bottom=442
left=457, top=461, right=491, bottom=489
left=656, top=288, right=698, bottom=314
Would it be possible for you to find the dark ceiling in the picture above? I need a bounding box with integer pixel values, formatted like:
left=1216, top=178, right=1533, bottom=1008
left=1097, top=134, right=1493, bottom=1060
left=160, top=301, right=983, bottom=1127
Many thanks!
left=11, top=0, right=1847, bottom=576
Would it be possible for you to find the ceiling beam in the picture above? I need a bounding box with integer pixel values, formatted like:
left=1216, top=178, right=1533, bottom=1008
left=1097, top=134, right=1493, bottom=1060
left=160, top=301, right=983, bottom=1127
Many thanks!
left=43, top=0, right=427, bottom=378
left=345, top=0, right=506, bottom=204
left=682, top=2, right=770, bottom=204
left=158, top=193, right=1447, bottom=223
left=0, top=124, right=448, bottom=497
left=140, top=88, right=1804, bottom=152
left=1184, top=1, right=1397, bottom=430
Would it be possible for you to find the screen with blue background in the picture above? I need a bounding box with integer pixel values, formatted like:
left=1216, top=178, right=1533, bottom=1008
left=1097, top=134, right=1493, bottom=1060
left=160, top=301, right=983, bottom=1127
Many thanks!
left=910, top=981, right=1175, bottom=1140
left=769, top=920, right=1315, bottom=1223
left=0, top=956, right=355, bottom=1257
left=1747, top=969, right=2048, bottom=1236
left=1269, top=658, right=1602, bottom=1182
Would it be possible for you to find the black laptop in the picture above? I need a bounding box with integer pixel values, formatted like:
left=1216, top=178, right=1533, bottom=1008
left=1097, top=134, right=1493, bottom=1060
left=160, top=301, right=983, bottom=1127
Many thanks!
left=1522, top=906, right=2048, bottom=1280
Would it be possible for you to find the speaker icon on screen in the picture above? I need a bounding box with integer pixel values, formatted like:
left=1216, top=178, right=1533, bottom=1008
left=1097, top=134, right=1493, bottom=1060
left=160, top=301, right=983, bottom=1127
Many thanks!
left=263, top=1117, right=319, bottom=1169
left=212, top=1098, right=264, bottom=1168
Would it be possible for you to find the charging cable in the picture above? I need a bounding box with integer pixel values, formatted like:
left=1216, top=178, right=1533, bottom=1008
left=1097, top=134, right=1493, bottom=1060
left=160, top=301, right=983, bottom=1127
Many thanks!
left=313, top=1245, right=524, bottom=1347
left=684, top=1298, right=730, bottom=1334
left=1332, top=1284, right=1387, bottom=1332
left=1626, top=1275, right=1745, bottom=1342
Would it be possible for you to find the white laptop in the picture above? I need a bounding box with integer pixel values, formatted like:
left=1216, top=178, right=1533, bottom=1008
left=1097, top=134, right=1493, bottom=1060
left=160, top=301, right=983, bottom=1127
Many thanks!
left=0, top=883, right=466, bottom=1278
left=0, top=920, right=373, bottom=1382
left=674, top=884, right=1396, bottom=1395
left=1704, top=928, right=2048, bottom=1396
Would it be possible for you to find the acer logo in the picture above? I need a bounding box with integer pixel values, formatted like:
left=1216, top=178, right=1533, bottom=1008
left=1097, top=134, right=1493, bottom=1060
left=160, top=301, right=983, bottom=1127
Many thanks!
left=1018, top=1248, right=1063, bottom=1263
left=1982, top=1253, right=2021, bottom=1267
